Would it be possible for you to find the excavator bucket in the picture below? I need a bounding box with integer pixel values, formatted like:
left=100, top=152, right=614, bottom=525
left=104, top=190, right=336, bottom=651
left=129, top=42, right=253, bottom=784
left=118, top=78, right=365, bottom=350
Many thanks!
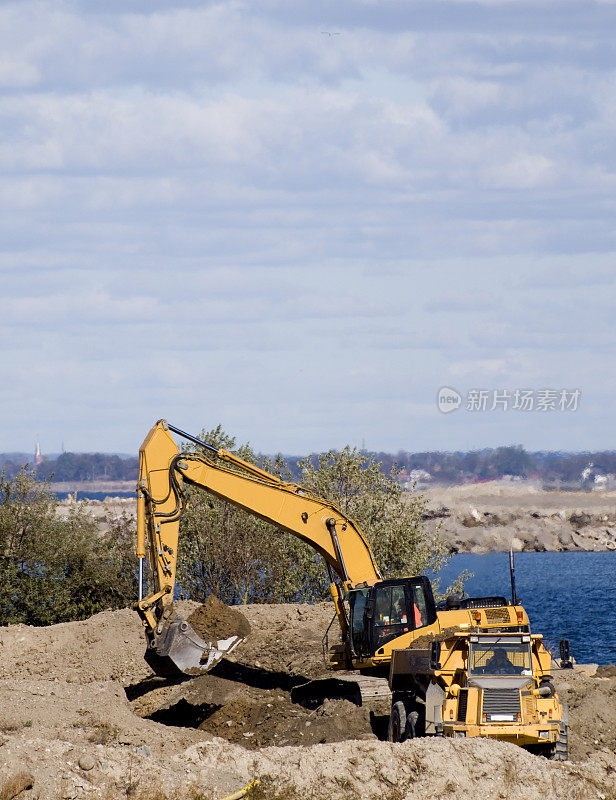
left=144, top=597, right=252, bottom=678
left=144, top=614, right=247, bottom=678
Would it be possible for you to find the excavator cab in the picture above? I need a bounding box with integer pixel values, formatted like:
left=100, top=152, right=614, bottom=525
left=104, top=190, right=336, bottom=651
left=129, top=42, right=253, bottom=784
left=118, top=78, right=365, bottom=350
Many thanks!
left=348, top=577, right=437, bottom=659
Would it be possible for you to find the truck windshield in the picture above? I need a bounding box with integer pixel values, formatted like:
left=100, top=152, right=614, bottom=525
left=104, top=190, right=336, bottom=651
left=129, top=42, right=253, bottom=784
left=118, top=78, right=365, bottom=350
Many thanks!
left=469, top=638, right=532, bottom=676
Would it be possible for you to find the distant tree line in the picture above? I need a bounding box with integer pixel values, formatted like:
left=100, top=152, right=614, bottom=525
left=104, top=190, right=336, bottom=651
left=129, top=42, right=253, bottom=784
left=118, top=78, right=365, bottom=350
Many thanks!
left=2, top=444, right=615, bottom=486
left=0, top=452, right=139, bottom=482
left=290, top=445, right=616, bottom=486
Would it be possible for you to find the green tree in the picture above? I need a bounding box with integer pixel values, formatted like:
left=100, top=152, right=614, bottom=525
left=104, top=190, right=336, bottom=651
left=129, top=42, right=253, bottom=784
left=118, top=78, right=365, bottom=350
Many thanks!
left=298, top=447, right=448, bottom=579
left=0, top=468, right=136, bottom=625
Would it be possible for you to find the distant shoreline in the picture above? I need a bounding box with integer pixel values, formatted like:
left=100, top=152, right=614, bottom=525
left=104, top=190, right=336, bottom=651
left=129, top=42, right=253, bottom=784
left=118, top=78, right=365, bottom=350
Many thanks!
left=51, top=479, right=616, bottom=553
left=50, top=480, right=135, bottom=493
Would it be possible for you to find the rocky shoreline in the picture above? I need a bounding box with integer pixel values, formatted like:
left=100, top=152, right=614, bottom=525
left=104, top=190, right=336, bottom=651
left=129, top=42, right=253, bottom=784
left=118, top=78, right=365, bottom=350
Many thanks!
left=57, top=481, right=616, bottom=554
left=422, top=483, right=616, bottom=553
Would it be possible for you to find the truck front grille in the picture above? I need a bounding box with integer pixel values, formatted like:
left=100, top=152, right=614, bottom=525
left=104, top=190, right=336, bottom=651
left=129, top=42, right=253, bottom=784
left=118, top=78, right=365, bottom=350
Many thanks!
left=482, top=688, right=520, bottom=720
left=457, top=689, right=468, bottom=722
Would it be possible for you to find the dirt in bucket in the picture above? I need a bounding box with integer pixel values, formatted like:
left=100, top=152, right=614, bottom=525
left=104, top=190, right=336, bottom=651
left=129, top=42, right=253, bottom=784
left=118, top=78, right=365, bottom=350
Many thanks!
left=187, top=594, right=252, bottom=643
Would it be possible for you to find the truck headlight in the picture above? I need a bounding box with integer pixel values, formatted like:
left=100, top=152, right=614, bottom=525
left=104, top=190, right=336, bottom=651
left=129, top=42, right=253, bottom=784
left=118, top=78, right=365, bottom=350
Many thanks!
left=538, top=730, right=550, bottom=739
left=455, top=731, right=466, bottom=738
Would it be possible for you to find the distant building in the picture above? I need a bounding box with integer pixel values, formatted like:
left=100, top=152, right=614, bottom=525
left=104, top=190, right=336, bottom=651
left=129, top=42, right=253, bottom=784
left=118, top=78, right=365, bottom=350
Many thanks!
left=409, top=469, right=432, bottom=482
left=34, top=441, right=43, bottom=467
left=399, top=469, right=432, bottom=488
left=581, top=462, right=616, bottom=490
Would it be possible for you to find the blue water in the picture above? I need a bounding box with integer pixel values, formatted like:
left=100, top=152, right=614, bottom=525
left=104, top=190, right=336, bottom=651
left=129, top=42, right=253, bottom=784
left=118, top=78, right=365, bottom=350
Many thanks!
left=52, top=491, right=135, bottom=501
left=433, top=552, right=616, bottom=666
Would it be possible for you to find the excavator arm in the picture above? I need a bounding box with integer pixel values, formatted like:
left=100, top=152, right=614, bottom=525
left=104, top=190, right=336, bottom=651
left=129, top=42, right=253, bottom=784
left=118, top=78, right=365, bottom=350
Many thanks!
left=136, top=420, right=381, bottom=676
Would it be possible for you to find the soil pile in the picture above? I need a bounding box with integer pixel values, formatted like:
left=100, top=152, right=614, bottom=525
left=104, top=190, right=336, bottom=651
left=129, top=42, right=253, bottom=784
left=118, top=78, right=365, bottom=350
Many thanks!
left=135, top=671, right=387, bottom=750
left=1, top=602, right=615, bottom=800
left=0, top=607, right=151, bottom=685
left=554, top=666, right=616, bottom=760
left=187, top=595, right=252, bottom=643
left=230, top=601, right=335, bottom=679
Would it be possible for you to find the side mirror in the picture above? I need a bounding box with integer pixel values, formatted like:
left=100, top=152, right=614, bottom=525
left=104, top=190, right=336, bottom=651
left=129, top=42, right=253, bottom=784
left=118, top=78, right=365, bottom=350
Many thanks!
left=559, top=639, right=573, bottom=669
left=430, top=640, right=442, bottom=671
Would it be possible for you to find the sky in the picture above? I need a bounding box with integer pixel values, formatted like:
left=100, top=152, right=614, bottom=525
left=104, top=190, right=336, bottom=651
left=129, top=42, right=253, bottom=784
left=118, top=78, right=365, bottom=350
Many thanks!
left=2, top=0, right=616, bottom=456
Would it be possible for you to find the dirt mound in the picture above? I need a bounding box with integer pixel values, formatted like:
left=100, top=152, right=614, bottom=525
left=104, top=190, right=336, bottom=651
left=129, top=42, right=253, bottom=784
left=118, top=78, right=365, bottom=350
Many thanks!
left=187, top=595, right=252, bottom=643
left=596, top=663, right=616, bottom=678
left=1, top=601, right=616, bottom=800
left=197, top=690, right=379, bottom=749
left=138, top=670, right=386, bottom=750
left=0, top=607, right=151, bottom=685
left=187, top=736, right=616, bottom=800
left=554, top=667, right=616, bottom=760
left=230, top=601, right=335, bottom=680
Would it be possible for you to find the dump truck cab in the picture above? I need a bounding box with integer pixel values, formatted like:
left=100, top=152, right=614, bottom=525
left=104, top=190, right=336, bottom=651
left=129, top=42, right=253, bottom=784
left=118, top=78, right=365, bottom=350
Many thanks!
left=442, top=632, right=564, bottom=749
left=388, top=599, right=568, bottom=759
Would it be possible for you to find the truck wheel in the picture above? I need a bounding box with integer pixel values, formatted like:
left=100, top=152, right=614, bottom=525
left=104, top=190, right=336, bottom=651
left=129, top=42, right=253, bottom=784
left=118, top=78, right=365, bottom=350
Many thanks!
left=388, top=701, right=408, bottom=742
left=409, top=705, right=425, bottom=738
left=548, top=722, right=568, bottom=761
left=388, top=700, right=418, bottom=743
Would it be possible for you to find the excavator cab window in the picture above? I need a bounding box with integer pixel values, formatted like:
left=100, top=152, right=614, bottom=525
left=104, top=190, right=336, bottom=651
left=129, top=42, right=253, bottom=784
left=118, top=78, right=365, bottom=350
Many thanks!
left=372, top=584, right=410, bottom=649
left=412, top=584, right=429, bottom=627
left=366, top=577, right=437, bottom=654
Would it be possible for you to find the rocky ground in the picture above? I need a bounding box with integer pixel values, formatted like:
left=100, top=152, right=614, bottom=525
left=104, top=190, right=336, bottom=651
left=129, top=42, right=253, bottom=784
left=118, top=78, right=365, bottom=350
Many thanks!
left=0, top=601, right=615, bottom=800
left=422, top=482, right=616, bottom=553
left=58, top=481, right=616, bottom=554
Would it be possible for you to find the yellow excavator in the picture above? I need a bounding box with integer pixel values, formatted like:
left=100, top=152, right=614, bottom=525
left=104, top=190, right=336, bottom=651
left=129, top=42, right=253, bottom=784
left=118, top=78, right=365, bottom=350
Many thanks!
left=136, top=420, right=536, bottom=679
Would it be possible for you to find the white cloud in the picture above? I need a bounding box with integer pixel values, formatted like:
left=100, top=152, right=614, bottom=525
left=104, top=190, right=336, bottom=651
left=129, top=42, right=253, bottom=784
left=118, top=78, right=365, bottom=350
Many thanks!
left=5, top=289, right=160, bottom=325
left=484, top=153, right=555, bottom=189
left=1, top=0, right=615, bottom=452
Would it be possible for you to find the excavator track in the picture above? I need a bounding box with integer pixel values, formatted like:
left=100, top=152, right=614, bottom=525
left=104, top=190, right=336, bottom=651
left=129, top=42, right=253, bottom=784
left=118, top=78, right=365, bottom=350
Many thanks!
left=291, top=673, right=392, bottom=708
left=352, top=674, right=393, bottom=703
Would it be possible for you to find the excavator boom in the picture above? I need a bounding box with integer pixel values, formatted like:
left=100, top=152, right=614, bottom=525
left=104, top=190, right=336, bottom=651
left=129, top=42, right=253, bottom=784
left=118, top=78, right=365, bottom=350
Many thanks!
left=136, top=420, right=381, bottom=676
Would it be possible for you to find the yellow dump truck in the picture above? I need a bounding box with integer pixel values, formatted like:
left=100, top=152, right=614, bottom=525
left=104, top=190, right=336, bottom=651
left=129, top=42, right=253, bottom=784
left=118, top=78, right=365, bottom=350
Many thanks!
left=388, top=600, right=568, bottom=759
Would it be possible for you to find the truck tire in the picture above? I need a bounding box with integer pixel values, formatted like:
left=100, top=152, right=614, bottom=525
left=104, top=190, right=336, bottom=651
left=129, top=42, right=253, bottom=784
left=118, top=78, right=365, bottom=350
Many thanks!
left=548, top=722, right=568, bottom=761
left=388, top=700, right=419, bottom=743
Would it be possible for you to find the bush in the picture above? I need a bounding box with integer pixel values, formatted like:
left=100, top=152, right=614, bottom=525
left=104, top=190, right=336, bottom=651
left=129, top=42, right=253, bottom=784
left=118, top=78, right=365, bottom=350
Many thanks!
left=0, top=468, right=136, bottom=625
